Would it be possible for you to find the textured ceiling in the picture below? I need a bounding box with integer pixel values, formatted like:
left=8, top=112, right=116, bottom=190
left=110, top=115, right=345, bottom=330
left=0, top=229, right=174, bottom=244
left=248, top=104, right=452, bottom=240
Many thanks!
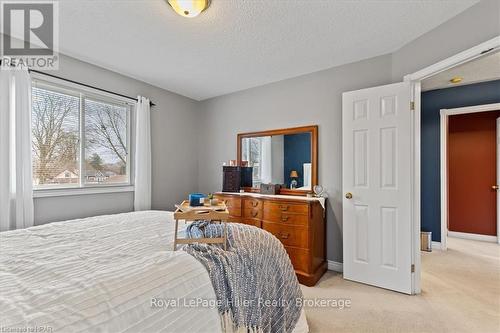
left=422, top=51, right=500, bottom=91
left=51, top=0, right=477, bottom=100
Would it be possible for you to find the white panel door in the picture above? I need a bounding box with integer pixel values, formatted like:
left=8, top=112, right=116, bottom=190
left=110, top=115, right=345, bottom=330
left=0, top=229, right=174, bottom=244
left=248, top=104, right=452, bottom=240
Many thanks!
left=342, top=82, right=413, bottom=294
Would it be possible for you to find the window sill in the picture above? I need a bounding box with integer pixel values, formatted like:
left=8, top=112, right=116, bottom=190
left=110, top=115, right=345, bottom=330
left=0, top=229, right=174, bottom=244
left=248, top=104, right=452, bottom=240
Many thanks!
left=33, top=185, right=134, bottom=198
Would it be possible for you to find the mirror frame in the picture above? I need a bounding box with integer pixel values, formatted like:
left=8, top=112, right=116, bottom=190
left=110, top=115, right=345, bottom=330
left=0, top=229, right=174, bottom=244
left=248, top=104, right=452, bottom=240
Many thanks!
left=237, top=125, right=318, bottom=196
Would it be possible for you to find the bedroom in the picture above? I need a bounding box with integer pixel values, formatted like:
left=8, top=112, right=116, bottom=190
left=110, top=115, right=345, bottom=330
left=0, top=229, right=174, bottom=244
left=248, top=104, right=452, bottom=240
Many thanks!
left=1, top=1, right=499, bottom=332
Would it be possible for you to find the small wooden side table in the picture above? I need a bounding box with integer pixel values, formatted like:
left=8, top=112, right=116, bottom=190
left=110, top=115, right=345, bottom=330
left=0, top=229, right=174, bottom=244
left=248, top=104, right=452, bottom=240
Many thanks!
left=172, top=200, right=229, bottom=251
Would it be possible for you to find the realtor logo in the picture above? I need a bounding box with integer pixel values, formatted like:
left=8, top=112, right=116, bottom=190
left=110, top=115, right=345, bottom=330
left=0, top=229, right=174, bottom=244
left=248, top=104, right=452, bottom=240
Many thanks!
left=1, top=1, right=59, bottom=69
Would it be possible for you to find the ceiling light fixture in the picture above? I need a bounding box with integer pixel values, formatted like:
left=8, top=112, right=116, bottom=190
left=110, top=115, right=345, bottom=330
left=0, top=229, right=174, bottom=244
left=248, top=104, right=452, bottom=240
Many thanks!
left=449, top=76, right=463, bottom=84
left=167, top=0, right=211, bottom=18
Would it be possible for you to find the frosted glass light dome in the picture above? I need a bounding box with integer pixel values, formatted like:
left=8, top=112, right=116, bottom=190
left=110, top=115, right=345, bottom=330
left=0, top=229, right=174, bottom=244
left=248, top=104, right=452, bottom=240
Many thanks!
left=167, top=0, right=210, bottom=18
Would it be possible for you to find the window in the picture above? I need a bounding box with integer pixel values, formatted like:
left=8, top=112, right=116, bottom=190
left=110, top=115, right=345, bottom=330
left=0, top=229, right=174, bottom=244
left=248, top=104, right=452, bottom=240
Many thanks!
left=31, top=79, right=131, bottom=190
left=242, top=137, right=263, bottom=185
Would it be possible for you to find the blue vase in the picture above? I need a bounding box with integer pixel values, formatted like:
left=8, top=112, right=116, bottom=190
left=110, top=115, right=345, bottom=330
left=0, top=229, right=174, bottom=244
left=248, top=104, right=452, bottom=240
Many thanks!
left=189, top=193, right=206, bottom=206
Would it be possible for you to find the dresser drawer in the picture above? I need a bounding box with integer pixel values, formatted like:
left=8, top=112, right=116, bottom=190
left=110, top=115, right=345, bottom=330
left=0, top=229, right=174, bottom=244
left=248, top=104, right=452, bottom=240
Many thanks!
left=264, top=201, right=309, bottom=215
left=215, top=195, right=242, bottom=216
left=242, top=218, right=262, bottom=228
left=227, top=215, right=242, bottom=223
left=228, top=207, right=242, bottom=217
left=244, top=198, right=263, bottom=210
left=215, top=195, right=241, bottom=208
left=263, top=222, right=308, bottom=248
left=283, top=246, right=310, bottom=273
left=243, top=207, right=262, bottom=220
left=263, top=210, right=309, bottom=226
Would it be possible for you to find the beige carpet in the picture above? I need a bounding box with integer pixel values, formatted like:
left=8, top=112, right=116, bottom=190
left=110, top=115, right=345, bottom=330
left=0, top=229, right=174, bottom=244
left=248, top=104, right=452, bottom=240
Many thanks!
left=301, top=237, right=500, bottom=333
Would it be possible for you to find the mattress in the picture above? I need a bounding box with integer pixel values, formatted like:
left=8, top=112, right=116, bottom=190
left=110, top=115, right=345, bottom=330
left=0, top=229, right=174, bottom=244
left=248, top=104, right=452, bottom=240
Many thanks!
left=0, top=211, right=308, bottom=333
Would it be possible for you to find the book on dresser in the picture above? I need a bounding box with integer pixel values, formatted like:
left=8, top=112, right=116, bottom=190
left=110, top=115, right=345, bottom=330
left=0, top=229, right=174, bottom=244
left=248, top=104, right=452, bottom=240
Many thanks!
left=214, top=192, right=326, bottom=286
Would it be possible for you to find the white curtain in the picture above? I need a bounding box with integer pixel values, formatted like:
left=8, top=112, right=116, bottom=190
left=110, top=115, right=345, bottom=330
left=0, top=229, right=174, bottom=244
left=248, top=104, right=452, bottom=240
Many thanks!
left=302, top=163, right=312, bottom=189
left=260, top=136, right=272, bottom=184
left=134, top=96, right=151, bottom=211
left=0, top=66, right=34, bottom=231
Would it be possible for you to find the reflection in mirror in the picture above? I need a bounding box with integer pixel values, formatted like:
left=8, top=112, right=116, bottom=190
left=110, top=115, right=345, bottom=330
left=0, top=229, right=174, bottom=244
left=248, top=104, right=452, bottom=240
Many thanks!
left=241, top=132, right=312, bottom=190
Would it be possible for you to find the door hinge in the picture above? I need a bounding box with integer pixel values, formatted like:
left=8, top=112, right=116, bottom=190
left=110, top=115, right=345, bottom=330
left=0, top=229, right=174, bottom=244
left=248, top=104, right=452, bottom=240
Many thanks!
left=411, top=264, right=415, bottom=273
left=410, top=101, right=415, bottom=111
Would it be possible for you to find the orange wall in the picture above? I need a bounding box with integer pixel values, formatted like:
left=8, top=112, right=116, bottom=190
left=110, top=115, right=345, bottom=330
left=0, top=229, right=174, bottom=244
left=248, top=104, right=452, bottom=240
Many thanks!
left=448, top=111, right=500, bottom=236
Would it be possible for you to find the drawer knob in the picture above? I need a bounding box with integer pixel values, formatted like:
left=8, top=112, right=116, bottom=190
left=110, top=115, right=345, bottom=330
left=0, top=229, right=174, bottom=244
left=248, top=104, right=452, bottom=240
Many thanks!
left=252, top=201, right=258, bottom=207
left=279, top=232, right=290, bottom=239
left=281, top=216, right=289, bottom=222
left=280, top=205, right=289, bottom=211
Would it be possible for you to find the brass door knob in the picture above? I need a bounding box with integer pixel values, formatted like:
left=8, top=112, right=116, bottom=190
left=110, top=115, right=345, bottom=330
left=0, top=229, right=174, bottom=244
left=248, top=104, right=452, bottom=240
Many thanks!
left=492, top=185, right=499, bottom=191
left=345, top=192, right=353, bottom=199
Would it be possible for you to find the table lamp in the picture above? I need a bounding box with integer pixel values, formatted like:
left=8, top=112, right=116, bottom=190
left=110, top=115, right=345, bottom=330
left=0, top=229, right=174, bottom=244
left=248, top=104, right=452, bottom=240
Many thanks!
left=290, top=170, right=299, bottom=189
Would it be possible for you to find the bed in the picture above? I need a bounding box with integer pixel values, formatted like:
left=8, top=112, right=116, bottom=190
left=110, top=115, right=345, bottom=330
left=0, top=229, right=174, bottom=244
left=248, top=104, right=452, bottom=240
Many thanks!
left=0, top=211, right=308, bottom=332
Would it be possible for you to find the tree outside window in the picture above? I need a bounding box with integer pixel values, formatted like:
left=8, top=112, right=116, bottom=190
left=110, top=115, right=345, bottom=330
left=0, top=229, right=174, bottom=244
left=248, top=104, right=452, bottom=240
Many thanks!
left=31, top=82, right=130, bottom=188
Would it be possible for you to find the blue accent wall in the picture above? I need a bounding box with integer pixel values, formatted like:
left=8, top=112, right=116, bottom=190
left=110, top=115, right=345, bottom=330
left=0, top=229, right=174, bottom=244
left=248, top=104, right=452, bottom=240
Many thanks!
left=284, top=133, right=311, bottom=188
left=421, top=80, right=500, bottom=241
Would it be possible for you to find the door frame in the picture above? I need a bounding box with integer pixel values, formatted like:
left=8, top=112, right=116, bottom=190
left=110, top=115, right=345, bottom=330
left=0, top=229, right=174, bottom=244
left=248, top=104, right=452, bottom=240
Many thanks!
left=403, top=35, right=500, bottom=294
left=440, top=103, right=500, bottom=248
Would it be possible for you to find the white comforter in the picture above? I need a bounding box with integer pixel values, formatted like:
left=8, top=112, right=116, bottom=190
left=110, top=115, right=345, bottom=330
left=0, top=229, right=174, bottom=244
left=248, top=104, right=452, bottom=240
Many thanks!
left=0, top=211, right=308, bottom=333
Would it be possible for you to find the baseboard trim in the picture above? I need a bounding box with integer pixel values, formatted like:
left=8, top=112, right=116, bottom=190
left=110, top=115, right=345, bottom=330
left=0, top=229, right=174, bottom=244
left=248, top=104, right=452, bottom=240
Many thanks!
left=327, top=260, right=343, bottom=273
left=448, top=231, right=497, bottom=243
left=431, top=241, right=442, bottom=250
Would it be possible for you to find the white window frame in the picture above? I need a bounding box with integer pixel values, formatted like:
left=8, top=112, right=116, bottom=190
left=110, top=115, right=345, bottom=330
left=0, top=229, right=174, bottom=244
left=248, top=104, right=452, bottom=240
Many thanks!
left=31, top=73, right=135, bottom=198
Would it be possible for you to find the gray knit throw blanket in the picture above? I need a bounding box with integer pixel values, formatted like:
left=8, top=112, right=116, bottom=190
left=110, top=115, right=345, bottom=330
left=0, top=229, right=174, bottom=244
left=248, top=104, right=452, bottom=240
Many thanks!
left=184, top=221, right=303, bottom=333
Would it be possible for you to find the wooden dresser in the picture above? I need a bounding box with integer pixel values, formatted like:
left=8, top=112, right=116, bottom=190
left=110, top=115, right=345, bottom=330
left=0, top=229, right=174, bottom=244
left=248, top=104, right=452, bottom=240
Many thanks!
left=214, top=192, right=326, bottom=286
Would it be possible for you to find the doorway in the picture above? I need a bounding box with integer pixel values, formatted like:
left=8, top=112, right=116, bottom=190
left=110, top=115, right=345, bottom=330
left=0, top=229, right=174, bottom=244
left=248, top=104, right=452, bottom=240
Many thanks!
left=440, top=105, right=500, bottom=248
left=341, top=36, right=500, bottom=294
left=406, top=37, right=500, bottom=294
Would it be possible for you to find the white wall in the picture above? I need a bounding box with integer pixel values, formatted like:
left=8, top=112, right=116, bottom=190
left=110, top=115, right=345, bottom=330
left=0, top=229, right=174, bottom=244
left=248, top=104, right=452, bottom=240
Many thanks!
left=197, top=55, right=393, bottom=262
left=33, top=53, right=199, bottom=224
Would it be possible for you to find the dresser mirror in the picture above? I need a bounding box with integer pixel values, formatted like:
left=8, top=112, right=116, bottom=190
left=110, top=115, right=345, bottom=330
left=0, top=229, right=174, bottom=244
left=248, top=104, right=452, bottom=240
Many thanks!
left=237, top=125, right=318, bottom=196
